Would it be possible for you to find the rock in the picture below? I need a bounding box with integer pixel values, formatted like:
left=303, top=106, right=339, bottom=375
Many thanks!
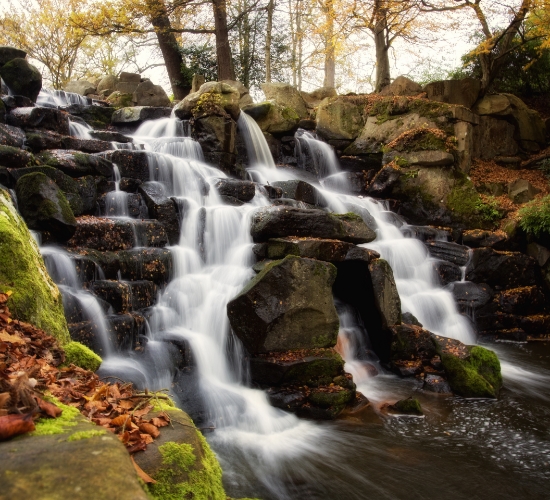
left=250, top=206, right=376, bottom=244
left=508, top=178, right=540, bottom=203
left=90, top=130, right=133, bottom=144
left=111, top=106, right=172, bottom=126
left=227, top=255, right=339, bottom=354
left=379, top=76, right=423, bottom=96
left=138, top=181, right=180, bottom=244
left=434, top=335, right=502, bottom=398
left=271, top=180, right=327, bottom=207
left=316, top=96, right=366, bottom=140
left=249, top=349, right=345, bottom=386
left=423, top=374, right=452, bottom=393
left=526, top=242, right=550, bottom=267
left=434, top=260, right=462, bottom=285
left=388, top=397, right=423, bottom=415
left=119, top=72, right=141, bottom=83
left=173, top=81, right=241, bottom=121
left=220, top=79, right=253, bottom=107
left=100, top=150, right=150, bottom=181
left=105, top=91, right=134, bottom=109
left=213, top=178, right=255, bottom=202
left=266, top=237, right=354, bottom=262
left=90, top=279, right=157, bottom=313
left=192, top=115, right=237, bottom=175
left=7, top=107, right=70, bottom=135
left=64, top=104, right=115, bottom=130
left=133, top=79, right=171, bottom=107
left=68, top=217, right=168, bottom=251
left=96, top=75, right=118, bottom=95
left=134, top=407, right=226, bottom=500
left=389, top=150, right=454, bottom=167
left=38, top=150, right=113, bottom=178
left=465, top=247, right=536, bottom=289
left=0, top=46, right=26, bottom=65
left=15, top=172, right=77, bottom=241
left=0, top=144, right=33, bottom=168
left=369, top=259, right=401, bottom=328
left=0, top=188, right=69, bottom=341
left=0, top=123, right=26, bottom=147
left=0, top=58, right=42, bottom=102
left=494, top=286, right=546, bottom=315
left=0, top=406, right=148, bottom=500
left=454, top=120, right=474, bottom=173
left=366, top=163, right=401, bottom=197
left=462, top=229, right=509, bottom=250
left=301, top=87, right=337, bottom=108
left=472, top=116, right=518, bottom=159
left=115, top=81, right=140, bottom=94
left=424, top=78, right=481, bottom=108
left=242, top=101, right=300, bottom=134
left=446, top=281, right=493, bottom=312
left=323, top=172, right=367, bottom=195
left=426, top=241, right=470, bottom=266
left=64, top=80, right=96, bottom=96
left=261, top=82, right=308, bottom=119
left=307, top=386, right=354, bottom=412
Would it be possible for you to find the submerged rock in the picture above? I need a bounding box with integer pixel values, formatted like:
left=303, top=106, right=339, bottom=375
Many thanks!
left=388, top=397, right=423, bottom=415
left=227, top=255, right=339, bottom=354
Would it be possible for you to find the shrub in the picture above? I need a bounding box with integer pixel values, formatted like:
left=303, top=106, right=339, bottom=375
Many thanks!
left=518, top=195, right=550, bottom=237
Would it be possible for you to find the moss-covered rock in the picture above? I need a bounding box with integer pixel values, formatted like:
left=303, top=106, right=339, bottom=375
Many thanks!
left=243, top=100, right=300, bottom=134
left=105, top=91, right=134, bottom=109
left=434, top=335, right=502, bottom=398
left=0, top=189, right=69, bottom=342
left=134, top=408, right=226, bottom=500
left=15, top=172, right=77, bottom=241
left=63, top=341, right=102, bottom=371
left=0, top=58, right=42, bottom=102
left=0, top=144, right=34, bottom=168
left=388, top=397, right=423, bottom=415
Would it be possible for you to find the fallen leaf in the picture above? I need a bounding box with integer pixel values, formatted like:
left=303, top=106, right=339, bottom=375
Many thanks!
left=0, top=413, right=35, bottom=441
left=0, top=393, right=10, bottom=409
left=0, top=330, right=24, bottom=344
left=139, top=422, right=160, bottom=438
left=35, top=396, right=62, bottom=418
left=111, top=414, right=131, bottom=427
left=150, top=417, right=169, bottom=427
left=126, top=440, right=147, bottom=453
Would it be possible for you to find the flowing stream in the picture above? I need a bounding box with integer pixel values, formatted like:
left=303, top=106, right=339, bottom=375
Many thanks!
left=40, top=109, right=550, bottom=498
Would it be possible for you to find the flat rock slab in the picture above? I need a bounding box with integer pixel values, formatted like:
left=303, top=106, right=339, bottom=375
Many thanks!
left=426, top=240, right=471, bottom=267
left=251, top=206, right=376, bottom=244
left=0, top=417, right=147, bottom=500
left=90, top=279, right=157, bottom=313
left=7, top=107, right=70, bottom=135
left=267, top=237, right=354, bottom=261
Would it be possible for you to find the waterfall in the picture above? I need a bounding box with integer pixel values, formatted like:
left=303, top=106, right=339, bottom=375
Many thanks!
left=69, top=119, right=93, bottom=139
left=37, top=88, right=89, bottom=107
left=238, top=113, right=276, bottom=169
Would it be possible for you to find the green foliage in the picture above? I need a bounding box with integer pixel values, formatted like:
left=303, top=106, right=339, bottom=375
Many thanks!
left=518, top=195, right=550, bottom=237
left=538, top=158, right=550, bottom=180
left=33, top=398, right=81, bottom=435
left=180, top=44, right=218, bottom=88
left=67, top=429, right=106, bottom=441
left=447, top=179, right=502, bottom=226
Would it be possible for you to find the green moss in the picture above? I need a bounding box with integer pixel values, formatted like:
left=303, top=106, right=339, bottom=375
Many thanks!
left=33, top=399, right=81, bottom=436
left=151, top=396, right=176, bottom=412
left=192, top=91, right=223, bottom=118
left=518, top=195, right=550, bottom=239
left=392, top=398, right=423, bottom=415
left=281, top=107, right=299, bottom=121
left=447, top=177, right=502, bottom=227
left=56, top=189, right=76, bottom=224
left=441, top=345, right=502, bottom=398
left=149, top=434, right=226, bottom=500
left=0, top=189, right=69, bottom=343
left=63, top=341, right=102, bottom=371
left=106, top=91, right=133, bottom=109
left=67, top=429, right=107, bottom=441
left=308, top=388, right=353, bottom=408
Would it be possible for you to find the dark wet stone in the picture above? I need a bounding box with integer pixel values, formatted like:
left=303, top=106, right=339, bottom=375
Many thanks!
left=0, top=58, right=42, bottom=102
left=214, top=178, right=255, bottom=202
left=446, top=281, right=493, bottom=312
left=138, top=181, right=180, bottom=244
left=462, top=229, right=509, bottom=250
left=426, top=241, right=470, bottom=266
left=7, top=107, right=69, bottom=134
left=0, top=123, right=25, bottom=147
left=271, top=180, right=327, bottom=207
left=90, top=280, right=157, bottom=313
left=100, top=150, right=149, bottom=181
left=433, top=260, right=462, bottom=285
left=423, top=374, right=452, bottom=394
left=38, top=149, right=113, bottom=177
left=266, top=237, right=354, bottom=262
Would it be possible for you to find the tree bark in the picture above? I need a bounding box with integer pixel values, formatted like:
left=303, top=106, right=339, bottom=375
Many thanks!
left=373, top=5, right=390, bottom=92
left=146, top=0, right=190, bottom=99
left=265, top=0, right=275, bottom=82
left=213, top=0, right=236, bottom=80
left=321, top=0, right=335, bottom=88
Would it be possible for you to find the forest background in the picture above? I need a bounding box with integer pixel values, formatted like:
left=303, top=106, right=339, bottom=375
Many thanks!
left=0, top=0, right=549, bottom=102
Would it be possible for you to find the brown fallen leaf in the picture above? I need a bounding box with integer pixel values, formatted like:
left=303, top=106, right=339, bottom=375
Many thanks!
left=111, top=414, right=131, bottom=427
left=150, top=416, right=169, bottom=428
left=127, top=440, right=148, bottom=454
left=0, top=393, right=10, bottom=409
left=140, top=433, right=154, bottom=444
left=130, top=455, right=156, bottom=484
left=139, top=422, right=160, bottom=438
left=0, top=413, right=35, bottom=441
left=35, top=396, right=62, bottom=418
left=0, top=330, right=24, bottom=344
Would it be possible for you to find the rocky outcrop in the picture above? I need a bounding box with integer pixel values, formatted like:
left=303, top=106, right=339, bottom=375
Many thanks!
left=133, top=80, right=171, bottom=107
left=0, top=58, right=42, bottom=102
left=424, top=78, right=481, bottom=108
left=227, top=255, right=339, bottom=353
left=261, top=82, right=308, bottom=119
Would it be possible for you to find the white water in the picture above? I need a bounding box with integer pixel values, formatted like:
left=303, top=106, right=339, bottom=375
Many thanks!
left=104, top=165, right=129, bottom=217
left=238, top=113, right=276, bottom=168
left=69, top=119, right=93, bottom=139
left=37, top=88, right=89, bottom=107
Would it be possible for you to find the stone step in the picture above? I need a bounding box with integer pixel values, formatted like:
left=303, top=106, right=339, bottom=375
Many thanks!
left=38, top=149, right=113, bottom=177
left=25, top=128, right=111, bottom=153
left=426, top=240, right=471, bottom=266
left=6, top=106, right=70, bottom=135
left=68, top=217, right=168, bottom=251
left=99, top=149, right=149, bottom=181
left=90, top=279, right=158, bottom=313
left=97, top=191, right=148, bottom=218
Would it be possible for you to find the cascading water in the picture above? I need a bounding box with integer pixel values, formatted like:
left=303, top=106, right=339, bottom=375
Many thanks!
left=37, top=88, right=90, bottom=107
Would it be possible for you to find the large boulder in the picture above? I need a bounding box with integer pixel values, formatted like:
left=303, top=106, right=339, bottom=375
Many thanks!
left=38, top=149, right=113, bottom=177
left=173, top=82, right=240, bottom=121
left=316, top=96, right=366, bottom=140
left=0, top=123, right=26, bottom=147
left=111, top=106, right=172, bottom=127
left=368, top=258, right=401, bottom=328
left=133, top=80, right=171, bottom=107
left=266, top=237, right=354, bottom=262
left=96, top=75, right=118, bottom=96
left=7, top=107, right=70, bottom=135
left=379, top=76, right=423, bottom=96
left=64, top=80, right=96, bottom=96
left=227, top=255, right=339, bottom=354
left=0, top=188, right=69, bottom=341
left=271, top=179, right=327, bottom=207
left=15, top=172, right=77, bottom=241
left=220, top=79, right=253, bottom=107
left=424, top=78, right=481, bottom=108
left=0, top=46, right=26, bottom=66
left=250, top=206, right=376, bottom=244
left=472, top=116, right=518, bottom=159
left=0, top=58, right=42, bottom=102
left=261, top=82, right=308, bottom=119
left=242, top=100, right=300, bottom=134
left=192, top=115, right=237, bottom=175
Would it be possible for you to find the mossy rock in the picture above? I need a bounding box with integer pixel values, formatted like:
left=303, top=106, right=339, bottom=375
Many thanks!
left=63, top=341, right=102, bottom=371
left=388, top=397, right=423, bottom=415
left=135, top=408, right=226, bottom=500
left=0, top=189, right=69, bottom=343
left=0, top=144, right=34, bottom=168
left=106, top=91, right=134, bottom=109
left=307, top=387, right=354, bottom=408
left=435, top=336, right=502, bottom=398
left=0, top=58, right=42, bottom=102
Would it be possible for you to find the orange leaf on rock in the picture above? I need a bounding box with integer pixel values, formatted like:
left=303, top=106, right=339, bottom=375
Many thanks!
left=139, top=422, right=160, bottom=438
left=111, top=414, right=130, bottom=427
left=131, top=455, right=156, bottom=484
left=140, top=433, right=154, bottom=444
left=0, top=413, right=35, bottom=441
left=36, top=396, right=62, bottom=418
left=150, top=417, right=169, bottom=427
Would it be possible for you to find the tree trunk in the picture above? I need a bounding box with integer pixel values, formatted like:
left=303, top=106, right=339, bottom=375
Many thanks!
left=146, top=0, right=190, bottom=100
left=265, top=0, right=275, bottom=82
left=322, top=0, right=335, bottom=88
left=373, top=6, right=390, bottom=92
left=213, top=0, right=236, bottom=80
